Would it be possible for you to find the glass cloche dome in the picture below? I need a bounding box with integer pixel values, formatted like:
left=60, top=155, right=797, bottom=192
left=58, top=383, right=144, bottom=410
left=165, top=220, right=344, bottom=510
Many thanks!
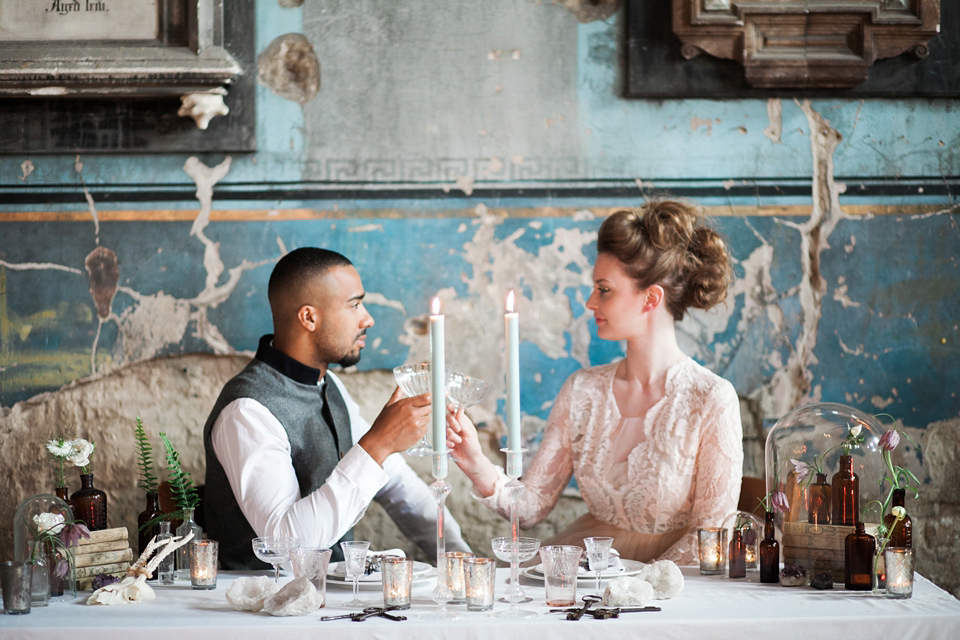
left=764, top=402, right=886, bottom=530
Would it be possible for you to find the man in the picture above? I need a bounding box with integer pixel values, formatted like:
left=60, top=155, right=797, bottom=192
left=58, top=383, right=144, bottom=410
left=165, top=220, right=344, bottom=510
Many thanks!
left=203, top=247, right=470, bottom=569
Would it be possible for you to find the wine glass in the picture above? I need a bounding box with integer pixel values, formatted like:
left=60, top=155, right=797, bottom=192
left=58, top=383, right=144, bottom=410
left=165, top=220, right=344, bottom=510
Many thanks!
left=490, top=536, right=540, bottom=618
left=583, top=536, right=614, bottom=597
left=251, top=536, right=301, bottom=584
left=393, top=363, right=452, bottom=457
left=340, top=540, right=371, bottom=608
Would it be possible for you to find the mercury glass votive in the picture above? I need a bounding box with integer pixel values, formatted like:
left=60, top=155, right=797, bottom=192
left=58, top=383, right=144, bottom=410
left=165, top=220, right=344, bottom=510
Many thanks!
left=381, top=556, right=414, bottom=610
left=464, top=557, right=495, bottom=611
left=1, top=561, right=32, bottom=615
left=444, top=551, right=474, bottom=604
left=698, top=528, right=727, bottom=575
left=884, top=547, right=914, bottom=599
left=189, top=540, right=219, bottom=590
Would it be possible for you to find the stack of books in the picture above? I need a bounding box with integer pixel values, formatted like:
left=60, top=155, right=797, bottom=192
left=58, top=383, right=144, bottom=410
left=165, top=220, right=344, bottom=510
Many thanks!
left=73, top=527, right=134, bottom=591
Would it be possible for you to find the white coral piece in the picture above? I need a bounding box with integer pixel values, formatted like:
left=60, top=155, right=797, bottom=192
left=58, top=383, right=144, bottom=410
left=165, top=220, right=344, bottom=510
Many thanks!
left=603, top=575, right=655, bottom=607
left=225, top=576, right=281, bottom=612
left=638, top=559, right=684, bottom=599
left=261, top=577, right=323, bottom=617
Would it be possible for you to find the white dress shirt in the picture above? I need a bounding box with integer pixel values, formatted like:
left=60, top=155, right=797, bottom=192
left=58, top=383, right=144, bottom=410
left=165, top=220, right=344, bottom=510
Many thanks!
left=211, top=371, right=469, bottom=557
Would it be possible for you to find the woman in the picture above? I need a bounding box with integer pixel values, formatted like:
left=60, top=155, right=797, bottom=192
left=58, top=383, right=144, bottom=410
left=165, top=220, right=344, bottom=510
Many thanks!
left=447, top=201, right=743, bottom=565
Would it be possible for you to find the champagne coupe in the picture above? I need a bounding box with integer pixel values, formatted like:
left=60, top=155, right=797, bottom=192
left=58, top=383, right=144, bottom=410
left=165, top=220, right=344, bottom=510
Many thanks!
left=490, top=536, right=540, bottom=618
left=584, top=536, right=614, bottom=597
left=447, top=369, right=493, bottom=413
left=340, top=540, right=371, bottom=608
left=393, top=363, right=452, bottom=457
left=251, top=536, right=301, bottom=584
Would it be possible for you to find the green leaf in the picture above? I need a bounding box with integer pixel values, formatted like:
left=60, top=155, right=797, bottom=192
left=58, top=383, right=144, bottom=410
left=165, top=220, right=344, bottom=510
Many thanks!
left=160, top=433, right=199, bottom=511
left=134, top=417, right=160, bottom=494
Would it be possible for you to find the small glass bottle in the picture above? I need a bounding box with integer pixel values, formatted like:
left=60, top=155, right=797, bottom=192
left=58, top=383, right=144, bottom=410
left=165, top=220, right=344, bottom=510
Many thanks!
left=175, top=508, right=203, bottom=581
left=832, top=454, right=859, bottom=526
left=844, top=521, right=875, bottom=591
left=884, top=489, right=912, bottom=548
left=28, top=541, right=50, bottom=607
left=71, top=473, right=108, bottom=531
left=759, top=511, right=780, bottom=583
left=807, top=473, right=831, bottom=525
left=728, top=530, right=746, bottom=579
left=155, top=521, right=175, bottom=585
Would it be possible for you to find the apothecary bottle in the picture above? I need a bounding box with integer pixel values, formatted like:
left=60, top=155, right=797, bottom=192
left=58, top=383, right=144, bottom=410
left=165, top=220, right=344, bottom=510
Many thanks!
left=70, top=473, right=108, bottom=531
left=175, top=508, right=202, bottom=581
left=137, top=491, right=165, bottom=557
left=832, top=455, right=859, bottom=526
left=884, top=489, right=912, bottom=548
left=728, top=530, right=746, bottom=579
left=807, top=473, right=831, bottom=525
left=844, top=522, right=875, bottom=591
left=759, top=511, right=780, bottom=583
left=155, top=521, right=175, bottom=585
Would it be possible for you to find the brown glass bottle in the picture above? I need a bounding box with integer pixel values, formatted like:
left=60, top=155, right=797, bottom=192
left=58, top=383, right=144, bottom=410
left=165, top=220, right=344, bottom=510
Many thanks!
left=807, top=473, right=831, bottom=525
left=883, top=488, right=912, bottom=548
left=759, top=511, right=780, bottom=583
left=729, top=530, right=746, bottom=579
left=832, top=454, right=859, bottom=526
left=71, top=473, right=108, bottom=531
left=844, top=521, right=875, bottom=590
left=137, top=491, right=165, bottom=556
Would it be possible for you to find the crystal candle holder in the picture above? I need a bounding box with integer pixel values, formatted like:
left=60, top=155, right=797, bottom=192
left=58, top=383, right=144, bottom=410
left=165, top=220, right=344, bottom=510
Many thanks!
left=464, top=557, right=495, bottom=611
left=444, top=551, right=474, bottom=604
left=190, top=540, right=219, bottom=590
left=698, top=528, right=727, bottom=575
left=885, top=547, right=914, bottom=599
left=382, top=556, right=414, bottom=610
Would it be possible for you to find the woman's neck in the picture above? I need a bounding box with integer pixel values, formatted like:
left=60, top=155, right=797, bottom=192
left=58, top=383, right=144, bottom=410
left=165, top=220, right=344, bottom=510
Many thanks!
left=620, top=322, right=686, bottom=386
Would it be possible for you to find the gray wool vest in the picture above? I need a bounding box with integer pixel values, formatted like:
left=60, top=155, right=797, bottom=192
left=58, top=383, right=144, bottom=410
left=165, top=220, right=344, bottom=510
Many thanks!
left=203, top=335, right=354, bottom=569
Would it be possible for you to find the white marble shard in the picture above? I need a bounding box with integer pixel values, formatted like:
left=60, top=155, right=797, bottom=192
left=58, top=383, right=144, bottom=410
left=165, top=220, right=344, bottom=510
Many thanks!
left=261, top=577, right=323, bottom=616
left=225, top=576, right=281, bottom=612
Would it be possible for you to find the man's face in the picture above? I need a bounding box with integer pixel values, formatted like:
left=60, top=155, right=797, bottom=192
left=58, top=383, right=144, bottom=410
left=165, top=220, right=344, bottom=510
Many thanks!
left=310, top=265, right=374, bottom=368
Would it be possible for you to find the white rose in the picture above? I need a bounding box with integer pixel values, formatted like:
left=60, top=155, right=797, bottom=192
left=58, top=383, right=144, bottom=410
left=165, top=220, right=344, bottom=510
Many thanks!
left=67, top=439, right=95, bottom=467
left=849, top=425, right=862, bottom=437
left=34, top=512, right=65, bottom=535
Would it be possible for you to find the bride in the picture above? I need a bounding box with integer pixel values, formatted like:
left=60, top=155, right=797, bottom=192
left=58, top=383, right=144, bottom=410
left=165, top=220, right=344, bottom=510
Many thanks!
left=447, top=201, right=743, bottom=564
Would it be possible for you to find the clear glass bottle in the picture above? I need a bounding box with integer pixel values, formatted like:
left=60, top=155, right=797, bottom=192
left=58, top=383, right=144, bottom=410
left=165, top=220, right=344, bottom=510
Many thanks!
left=175, top=508, right=202, bottom=581
left=155, top=521, right=175, bottom=585
left=28, top=541, right=50, bottom=607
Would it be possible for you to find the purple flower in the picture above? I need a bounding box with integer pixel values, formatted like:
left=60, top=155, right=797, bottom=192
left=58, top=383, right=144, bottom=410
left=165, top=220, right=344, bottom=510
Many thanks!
left=879, top=430, right=900, bottom=452
left=54, top=559, right=70, bottom=579
left=791, top=459, right=810, bottom=484
left=60, top=522, right=91, bottom=548
left=771, top=491, right=790, bottom=513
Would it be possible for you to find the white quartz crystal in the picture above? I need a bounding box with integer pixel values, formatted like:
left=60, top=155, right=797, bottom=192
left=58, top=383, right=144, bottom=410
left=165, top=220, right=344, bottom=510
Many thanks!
left=638, top=559, right=684, bottom=599
left=225, top=576, right=281, bottom=612
left=603, top=576, right=655, bottom=607
left=261, top=577, right=323, bottom=616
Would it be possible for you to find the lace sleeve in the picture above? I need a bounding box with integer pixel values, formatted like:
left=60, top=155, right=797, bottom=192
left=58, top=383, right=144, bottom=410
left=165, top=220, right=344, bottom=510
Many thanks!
left=659, top=381, right=743, bottom=565
left=477, top=377, right=577, bottom=528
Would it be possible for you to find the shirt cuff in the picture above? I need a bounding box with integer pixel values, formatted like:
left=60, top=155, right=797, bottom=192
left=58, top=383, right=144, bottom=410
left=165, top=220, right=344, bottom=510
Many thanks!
left=340, top=442, right=391, bottom=494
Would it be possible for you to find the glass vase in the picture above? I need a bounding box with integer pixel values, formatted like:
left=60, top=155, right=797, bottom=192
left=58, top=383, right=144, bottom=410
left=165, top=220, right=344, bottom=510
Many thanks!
left=27, top=541, right=50, bottom=607
left=832, top=455, right=859, bottom=526
left=12, top=495, right=77, bottom=602
left=175, top=508, right=203, bottom=581
left=844, top=522, right=875, bottom=591
left=137, top=491, right=165, bottom=557
left=728, top=530, right=746, bottom=579
left=70, top=473, right=108, bottom=531
left=806, top=473, right=831, bottom=525
left=759, top=511, right=780, bottom=583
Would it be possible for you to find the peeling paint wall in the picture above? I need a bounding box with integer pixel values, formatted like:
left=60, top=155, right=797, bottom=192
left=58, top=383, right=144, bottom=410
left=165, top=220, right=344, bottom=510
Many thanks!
left=0, top=0, right=958, bottom=596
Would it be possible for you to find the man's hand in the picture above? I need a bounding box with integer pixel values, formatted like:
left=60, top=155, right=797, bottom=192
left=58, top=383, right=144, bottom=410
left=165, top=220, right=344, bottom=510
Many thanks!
left=358, top=386, right=431, bottom=466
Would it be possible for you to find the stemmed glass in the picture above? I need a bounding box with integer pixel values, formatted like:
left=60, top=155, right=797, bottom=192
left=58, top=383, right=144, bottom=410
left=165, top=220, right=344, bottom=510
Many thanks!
left=393, top=363, right=452, bottom=457
left=583, top=536, right=614, bottom=597
left=490, top=536, right=540, bottom=619
left=251, top=536, right=301, bottom=584
left=447, top=369, right=492, bottom=412
left=340, top=540, right=371, bottom=608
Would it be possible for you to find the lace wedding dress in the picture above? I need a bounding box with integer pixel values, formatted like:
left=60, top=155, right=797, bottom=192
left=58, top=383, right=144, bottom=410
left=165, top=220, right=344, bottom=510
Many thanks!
left=479, top=358, right=743, bottom=565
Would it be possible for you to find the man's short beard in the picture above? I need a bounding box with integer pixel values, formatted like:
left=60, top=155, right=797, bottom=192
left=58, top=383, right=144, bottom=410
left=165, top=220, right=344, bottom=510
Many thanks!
left=338, top=351, right=362, bottom=368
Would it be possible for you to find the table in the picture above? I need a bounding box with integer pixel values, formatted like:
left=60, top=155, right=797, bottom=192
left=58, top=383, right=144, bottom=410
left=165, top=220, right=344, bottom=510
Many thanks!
left=2, top=567, right=959, bottom=640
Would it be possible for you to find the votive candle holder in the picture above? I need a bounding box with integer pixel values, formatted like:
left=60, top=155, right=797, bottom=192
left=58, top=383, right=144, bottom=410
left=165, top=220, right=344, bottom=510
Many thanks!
left=444, top=551, right=474, bottom=604
left=698, top=528, right=727, bottom=575
left=464, top=557, right=496, bottom=611
left=189, top=540, right=219, bottom=590
left=884, top=547, right=914, bottom=599
left=381, top=556, right=414, bottom=610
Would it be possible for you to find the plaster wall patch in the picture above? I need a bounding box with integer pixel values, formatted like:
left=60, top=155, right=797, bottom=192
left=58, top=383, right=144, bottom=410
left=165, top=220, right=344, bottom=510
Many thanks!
left=763, top=98, right=782, bottom=143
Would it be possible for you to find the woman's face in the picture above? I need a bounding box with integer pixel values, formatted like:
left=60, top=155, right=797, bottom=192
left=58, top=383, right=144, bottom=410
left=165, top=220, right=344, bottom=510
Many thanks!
left=585, top=252, right=648, bottom=341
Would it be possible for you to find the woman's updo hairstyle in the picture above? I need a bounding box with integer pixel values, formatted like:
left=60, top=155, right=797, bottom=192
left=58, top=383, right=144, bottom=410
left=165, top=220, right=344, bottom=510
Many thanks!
left=596, top=200, right=733, bottom=321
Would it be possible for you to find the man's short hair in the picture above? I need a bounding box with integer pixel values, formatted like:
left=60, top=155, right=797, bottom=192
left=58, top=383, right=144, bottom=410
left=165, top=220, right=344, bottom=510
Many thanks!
left=268, top=248, right=353, bottom=308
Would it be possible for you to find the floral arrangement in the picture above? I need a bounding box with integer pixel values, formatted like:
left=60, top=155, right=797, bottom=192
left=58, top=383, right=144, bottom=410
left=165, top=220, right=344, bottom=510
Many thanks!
left=875, top=427, right=921, bottom=516
left=45, top=437, right=97, bottom=487
left=759, top=461, right=790, bottom=514
left=28, top=510, right=90, bottom=580
left=790, top=423, right=864, bottom=487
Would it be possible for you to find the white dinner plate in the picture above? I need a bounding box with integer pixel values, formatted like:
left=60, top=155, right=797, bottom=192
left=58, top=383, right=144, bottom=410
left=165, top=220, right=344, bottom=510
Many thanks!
left=326, top=560, right=436, bottom=590
left=520, top=559, right=646, bottom=583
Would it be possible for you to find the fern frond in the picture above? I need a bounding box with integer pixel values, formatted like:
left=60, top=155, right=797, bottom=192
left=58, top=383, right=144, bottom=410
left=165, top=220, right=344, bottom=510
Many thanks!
left=160, top=432, right=199, bottom=511
left=134, top=417, right=160, bottom=494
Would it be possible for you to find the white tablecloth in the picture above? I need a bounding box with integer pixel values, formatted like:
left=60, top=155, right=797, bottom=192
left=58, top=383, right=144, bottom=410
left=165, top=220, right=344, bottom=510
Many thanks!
left=3, top=567, right=959, bottom=640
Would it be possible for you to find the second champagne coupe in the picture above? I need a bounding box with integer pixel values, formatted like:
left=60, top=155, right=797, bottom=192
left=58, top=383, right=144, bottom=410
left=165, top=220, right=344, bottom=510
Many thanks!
left=490, top=536, right=540, bottom=619
left=393, top=363, right=452, bottom=457
left=251, top=536, right=301, bottom=584
left=340, top=540, right=371, bottom=608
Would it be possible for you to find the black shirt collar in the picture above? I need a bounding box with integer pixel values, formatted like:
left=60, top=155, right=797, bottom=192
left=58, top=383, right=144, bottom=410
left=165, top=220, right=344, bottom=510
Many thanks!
left=255, top=334, right=324, bottom=386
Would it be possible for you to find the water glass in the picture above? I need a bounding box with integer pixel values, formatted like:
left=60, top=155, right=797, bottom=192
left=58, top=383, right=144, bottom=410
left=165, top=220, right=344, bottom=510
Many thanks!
left=464, top=557, right=496, bottom=611
left=885, top=547, right=914, bottom=599
left=444, top=551, right=474, bottom=604
left=381, top=556, right=414, bottom=610
left=539, top=545, right=582, bottom=607
left=1, top=561, right=32, bottom=615
left=290, top=547, right=333, bottom=607
left=698, top=528, right=727, bottom=575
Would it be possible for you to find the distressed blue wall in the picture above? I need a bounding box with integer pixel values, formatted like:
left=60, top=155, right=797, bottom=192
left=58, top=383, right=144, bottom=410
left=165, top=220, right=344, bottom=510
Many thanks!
left=0, top=1, right=958, bottom=437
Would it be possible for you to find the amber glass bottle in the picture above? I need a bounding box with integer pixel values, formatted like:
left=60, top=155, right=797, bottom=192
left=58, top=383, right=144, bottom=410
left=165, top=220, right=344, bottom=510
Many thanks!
left=884, top=489, right=913, bottom=548
left=759, top=511, right=780, bottom=583
left=832, top=455, right=859, bottom=526
left=71, top=473, right=108, bottom=531
left=137, top=491, right=165, bottom=556
left=844, top=522, right=875, bottom=590
left=807, top=473, right=831, bottom=525
left=729, top=530, right=746, bottom=579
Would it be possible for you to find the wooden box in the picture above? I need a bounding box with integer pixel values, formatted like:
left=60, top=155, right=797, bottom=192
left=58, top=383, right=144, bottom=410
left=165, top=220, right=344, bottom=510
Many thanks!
left=782, top=521, right=879, bottom=583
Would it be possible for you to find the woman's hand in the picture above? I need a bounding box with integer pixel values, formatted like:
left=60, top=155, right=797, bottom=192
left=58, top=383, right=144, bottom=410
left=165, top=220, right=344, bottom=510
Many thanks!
left=446, top=405, right=499, bottom=497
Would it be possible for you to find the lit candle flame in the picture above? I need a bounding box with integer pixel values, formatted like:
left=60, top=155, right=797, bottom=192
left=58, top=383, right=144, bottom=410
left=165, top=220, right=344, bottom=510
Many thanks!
left=432, top=296, right=441, bottom=316
left=506, top=290, right=515, bottom=313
